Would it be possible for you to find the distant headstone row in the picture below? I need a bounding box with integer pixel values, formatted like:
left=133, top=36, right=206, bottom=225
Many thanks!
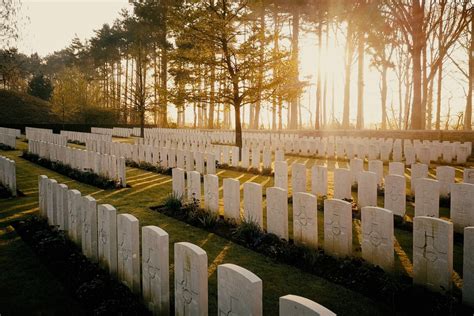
left=38, top=175, right=336, bottom=316
left=172, top=167, right=474, bottom=301
left=25, top=127, right=67, bottom=146
left=60, top=130, right=112, bottom=143
left=0, top=155, right=16, bottom=196
left=29, top=140, right=126, bottom=187
left=91, top=127, right=135, bottom=138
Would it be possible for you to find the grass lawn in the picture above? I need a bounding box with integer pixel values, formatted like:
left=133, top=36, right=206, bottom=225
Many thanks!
left=0, top=137, right=470, bottom=315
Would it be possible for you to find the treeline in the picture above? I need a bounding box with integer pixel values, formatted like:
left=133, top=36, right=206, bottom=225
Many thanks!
left=0, top=0, right=473, bottom=144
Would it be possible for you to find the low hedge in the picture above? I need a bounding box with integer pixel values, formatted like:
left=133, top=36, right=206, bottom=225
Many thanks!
left=0, top=144, right=15, bottom=151
left=0, top=183, right=14, bottom=198
left=21, top=151, right=119, bottom=189
left=152, top=195, right=471, bottom=315
left=126, top=160, right=172, bottom=176
left=12, top=216, right=150, bottom=315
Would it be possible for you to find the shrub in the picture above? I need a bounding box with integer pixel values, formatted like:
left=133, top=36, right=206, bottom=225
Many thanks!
left=163, top=193, right=183, bottom=212
left=0, top=144, right=15, bottom=151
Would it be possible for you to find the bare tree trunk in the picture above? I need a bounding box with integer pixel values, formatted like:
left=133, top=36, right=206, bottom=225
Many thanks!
left=381, top=64, right=388, bottom=129
left=465, top=15, right=473, bottom=130
left=289, top=6, right=300, bottom=129
left=315, top=20, right=322, bottom=130
left=411, top=1, right=424, bottom=130
left=342, top=19, right=354, bottom=128
left=356, top=31, right=364, bottom=129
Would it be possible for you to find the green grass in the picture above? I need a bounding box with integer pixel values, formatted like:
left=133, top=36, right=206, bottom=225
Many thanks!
left=1, top=138, right=471, bottom=315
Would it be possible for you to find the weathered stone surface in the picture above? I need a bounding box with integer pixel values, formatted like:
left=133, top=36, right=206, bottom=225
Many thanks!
left=81, top=196, right=98, bottom=262
left=464, top=168, right=474, bottom=184
left=350, top=158, right=364, bottom=184
left=357, top=171, right=378, bottom=208
left=414, top=178, right=440, bottom=217
left=450, top=183, right=474, bottom=233
left=324, top=199, right=352, bottom=257
left=187, top=171, right=201, bottom=203
left=389, top=162, right=405, bottom=176
left=97, top=204, right=117, bottom=275
left=67, top=189, right=82, bottom=245
left=117, top=214, right=141, bottom=294
left=204, top=174, right=219, bottom=214
left=142, top=226, right=170, bottom=315
left=217, top=264, right=262, bottom=316
left=279, top=295, right=336, bottom=316
left=368, top=160, right=383, bottom=187
left=384, top=175, right=406, bottom=217
left=38, top=175, right=48, bottom=217
left=243, top=182, right=263, bottom=227
left=292, top=163, right=307, bottom=194
left=410, top=163, right=428, bottom=195
left=56, top=184, right=68, bottom=230
left=172, top=168, right=186, bottom=199
left=274, top=161, right=288, bottom=190
left=436, top=166, right=455, bottom=198
left=311, top=165, right=328, bottom=196
left=266, top=187, right=289, bottom=240
left=463, top=227, right=474, bottom=307
left=361, top=206, right=394, bottom=271
left=413, top=216, right=453, bottom=293
left=223, top=178, right=240, bottom=222
left=333, top=168, right=352, bottom=200
left=174, top=242, right=208, bottom=316
left=293, top=192, right=318, bottom=248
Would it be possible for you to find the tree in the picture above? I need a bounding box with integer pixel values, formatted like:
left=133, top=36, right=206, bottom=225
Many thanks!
left=27, top=74, right=53, bottom=100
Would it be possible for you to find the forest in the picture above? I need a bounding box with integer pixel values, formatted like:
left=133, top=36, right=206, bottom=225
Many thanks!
left=0, top=0, right=473, bottom=144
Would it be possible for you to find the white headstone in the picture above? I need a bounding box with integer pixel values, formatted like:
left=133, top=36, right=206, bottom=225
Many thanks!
left=187, top=171, right=201, bottom=203
left=274, top=161, right=288, bottom=190
left=67, top=189, right=82, bottom=245
left=243, top=182, right=263, bottom=227
left=292, top=163, right=307, bottom=194
left=97, top=204, right=117, bottom=275
left=81, top=196, right=98, bottom=262
left=463, top=227, right=474, bottom=307
left=217, top=264, right=262, bottom=316
left=389, top=162, right=405, bottom=176
left=142, top=226, right=170, bottom=315
left=361, top=206, right=394, bottom=271
left=350, top=158, right=364, bottom=184
left=414, top=178, right=440, bottom=217
left=413, top=216, right=453, bottom=292
left=357, top=171, right=378, bottom=208
left=204, top=174, right=219, bottom=214
left=436, top=166, right=455, bottom=198
left=117, top=214, right=141, bottom=294
left=450, top=183, right=474, bottom=233
left=464, top=168, right=474, bottom=184
left=38, top=175, right=48, bottom=217
left=173, top=168, right=186, bottom=199
left=311, top=165, right=328, bottom=196
left=384, top=175, right=406, bottom=217
left=266, top=187, right=289, bottom=240
left=333, top=168, right=352, bottom=200
left=323, top=199, right=352, bottom=257
left=410, top=163, right=428, bottom=195
left=279, top=295, right=336, bottom=316
left=174, top=242, right=208, bottom=316
left=368, top=160, right=383, bottom=187
left=293, top=192, right=318, bottom=248
left=223, top=178, right=240, bottom=222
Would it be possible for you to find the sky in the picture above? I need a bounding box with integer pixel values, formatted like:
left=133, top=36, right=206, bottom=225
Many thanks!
left=17, top=0, right=131, bottom=57
left=14, top=0, right=470, bottom=128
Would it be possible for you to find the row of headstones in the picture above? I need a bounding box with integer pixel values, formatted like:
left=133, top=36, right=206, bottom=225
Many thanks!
left=86, top=139, right=217, bottom=175
left=38, top=175, right=336, bottom=316
left=0, top=155, right=16, bottom=196
left=91, top=127, right=132, bottom=138
left=0, top=133, right=16, bottom=149
left=29, top=140, right=126, bottom=187
left=0, top=127, right=21, bottom=138
left=140, top=128, right=472, bottom=162
left=171, top=168, right=474, bottom=305
left=25, top=127, right=68, bottom=146
left=60, top=130, right=112, bottom=143
left=279, top=160, right=474, bottom=233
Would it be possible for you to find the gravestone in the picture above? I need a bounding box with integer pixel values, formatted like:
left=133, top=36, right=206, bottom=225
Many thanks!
left=410, top=163, right=429, bottom=195
left=174, top=242, right=208, bottom=316
left=350, top=158, right=364, bottom=184
left=56, top=184, right=68, bottom=230
left=223, top=178, right=240, bottom=222
left=368, top=160, right=383, bottom=187
left=361, top=206, right=394, bottom=271
left=274, top=161, right=288, bottom=190
left=357, top=171, right=378, bottom=208
left=46, top=179, right=57, bottom=225
left=204, top=174, right=219, bottom=214
left=279, top=295, right=336, bottom=316
left=97, top=204, right=117, bottom=275
left=463, top=227, right=474, bottom=307
left=117, top=214, right=141, bottom=294
left=241, top=147, right=250, bottom=168
left=414, top=178, right=440, bottom=217
left=324, top=199, right=352, bottom=257
left=384, top=175, right=406, bottom=217
left=311, top=165, right=328, bottom=196
left=266, top=187, right=289, bottom=240
left=81, top=196, right=98, bottom=262
left=206, top=153, right=216, bottom=175
left=142, top=226, right=170, bottom=315
left=292, top=163, right=307, bottom=194
left=67, top=189, right=82, bottom=245
left=187, top=171, right=201, bottom=203
left=464, top=168, right=474, bottom=184
left=413, top=216, right=453, bottom=293
left=293, top=192, right=318, bottom=248
left=389, top=162, right=405, bottom=176
left=436, top=166, right=455, bottom=198
left=172, top=168, right=186, bottom=199
left=450, top=183, right=474, bottom=233
left=263, top=148, right=272, bottom=169
left=217, top=264, right=262, bottom=316
left=243, top=182, right=263, bottom=227
left=38, top=175, right=48, bottom=217
left=333, top=168, right=352, bottom=200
